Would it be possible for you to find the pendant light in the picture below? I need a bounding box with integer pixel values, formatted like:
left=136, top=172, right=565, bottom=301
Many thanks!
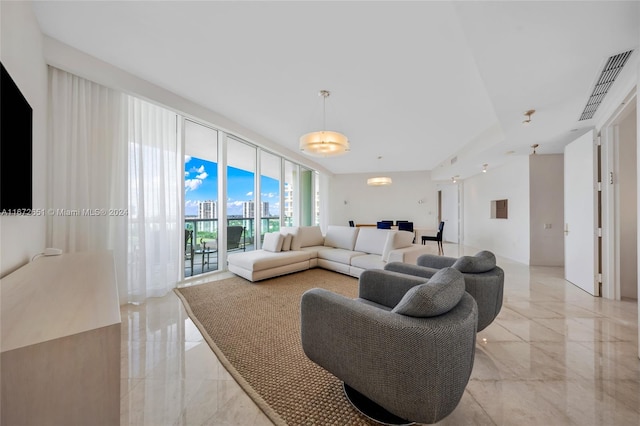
left=367, top=156, right=392, bottom=186
left=299, top=90, right=350, bottom=157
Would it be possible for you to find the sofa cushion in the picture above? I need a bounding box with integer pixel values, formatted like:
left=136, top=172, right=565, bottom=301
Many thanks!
left=280, top=227, right=301, bottom=250
left=354, top=228, right=391, bottom=256
left=298, top=226, right=324, bottom=248
left=452, top=250, right=496, bottom=274
left=392, top=268, right=465, bottom=318
left=281, top=234, right=293, bottom=251
left=299, top=245, right=325, bottom=258
left=317, top=248, right=365, bottom=264
left=227, top=249, right=311, bottom=272
left=324, top=225, right=359, bottom=250
left=263, top=232, right=284, bottom=252
left=382, top=230, right=415, bottom=262
left=351, top=254, right=385, bottom=271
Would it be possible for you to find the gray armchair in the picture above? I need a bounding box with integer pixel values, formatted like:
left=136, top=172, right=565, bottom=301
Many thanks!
left=385, top=250, right=504, bottom=331
left=300, top=268, right=478, bottom=424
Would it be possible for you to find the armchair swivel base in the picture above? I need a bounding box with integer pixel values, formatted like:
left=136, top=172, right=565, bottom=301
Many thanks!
left=344, top=383, right=414, bottom=425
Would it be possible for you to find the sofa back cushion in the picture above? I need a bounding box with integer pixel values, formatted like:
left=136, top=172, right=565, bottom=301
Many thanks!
left=297, top=226, right=324, bottom=248
left=354, top=228, right=391, bottom=255
left=392, top=267, right=465, bottom=317
left=324, top=225, right=359, bottom=250
left=262, top=232, right=284, bottom=252
left=382, top=230, right=415, bottom=262
left=452, top=250, right=496, bottom=273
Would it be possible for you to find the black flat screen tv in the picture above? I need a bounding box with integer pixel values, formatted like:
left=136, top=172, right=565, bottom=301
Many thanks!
left=1, top=62, right=33, bottom=213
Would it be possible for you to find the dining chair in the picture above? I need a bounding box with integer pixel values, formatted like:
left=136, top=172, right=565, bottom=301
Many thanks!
left=397, top=221, right=414, bottom=232
left=421, top=221, right=445, bottom=255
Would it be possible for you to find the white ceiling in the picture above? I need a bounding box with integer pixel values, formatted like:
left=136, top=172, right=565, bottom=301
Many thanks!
left=32, top=1, right=639, bottom=178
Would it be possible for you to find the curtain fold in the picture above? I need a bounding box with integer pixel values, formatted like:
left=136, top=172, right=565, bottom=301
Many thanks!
left=47, top=67, right=180, bottom=304
left=47, top=67, right=128, bottom=299
left=127, top=97, right=180, bottom=303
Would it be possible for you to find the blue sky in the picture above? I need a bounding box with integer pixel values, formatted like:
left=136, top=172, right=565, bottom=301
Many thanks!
left=184, top=155, right=279, bottom=217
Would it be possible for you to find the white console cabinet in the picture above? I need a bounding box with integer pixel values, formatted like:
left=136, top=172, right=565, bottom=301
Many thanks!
left=1, top=251, right=121, bottom=425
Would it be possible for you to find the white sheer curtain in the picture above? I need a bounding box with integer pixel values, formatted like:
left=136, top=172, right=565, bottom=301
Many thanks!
left=127, top=97, right=180, bottom=303
left=48, top=67, right=180, bottom=304
left=47, top=67, right=128, bottom=297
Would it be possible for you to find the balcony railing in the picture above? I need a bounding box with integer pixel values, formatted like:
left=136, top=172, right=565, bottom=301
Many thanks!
left=184, top=216, right=292, bottom=277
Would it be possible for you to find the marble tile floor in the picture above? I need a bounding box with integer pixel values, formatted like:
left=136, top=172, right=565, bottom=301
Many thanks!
left=120, top=243, right=640, bottom=425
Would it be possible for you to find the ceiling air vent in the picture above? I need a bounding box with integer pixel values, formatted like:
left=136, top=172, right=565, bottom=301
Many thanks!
left=579, top=50, right=633, bottom=121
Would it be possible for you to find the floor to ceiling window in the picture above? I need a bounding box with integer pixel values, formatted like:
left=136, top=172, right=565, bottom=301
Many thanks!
left=183, top=119, right=218, bottom=277
left=226, top=137, right=256, bottom=253
left=180, top=120, right=322, bottom=280
left=284, top=160, right=298, bottom=227
left=260, top=151, right=281, bottom=242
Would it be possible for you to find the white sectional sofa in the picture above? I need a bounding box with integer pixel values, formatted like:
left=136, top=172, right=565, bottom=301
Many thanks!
left=227, top=225, right=433, bottom=282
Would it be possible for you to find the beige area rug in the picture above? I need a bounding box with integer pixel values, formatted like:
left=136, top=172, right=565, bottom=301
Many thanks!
left=174, top=269, right=379, bottom=426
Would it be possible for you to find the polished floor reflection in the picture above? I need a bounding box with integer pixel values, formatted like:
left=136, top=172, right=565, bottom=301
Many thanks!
left=120, top=244, right=640, bottom=425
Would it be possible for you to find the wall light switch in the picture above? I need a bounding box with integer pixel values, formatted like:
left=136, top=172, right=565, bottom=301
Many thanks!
left=544, top=223, right=552, bottom=229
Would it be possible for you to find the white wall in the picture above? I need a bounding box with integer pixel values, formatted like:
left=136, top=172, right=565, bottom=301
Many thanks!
left=463, top=156, right=530, bottom=264
left=0, top=1, right=48, bottom=277
left=529, top=154, right=564, bottom=266
left=619, top=106, right=637, bottom=299
left=327, top=171, right=438, bottom=229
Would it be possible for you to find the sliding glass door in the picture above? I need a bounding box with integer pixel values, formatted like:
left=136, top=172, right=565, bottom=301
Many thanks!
left=181, top=120, right=323, bottom=279
left=184, top=120, right=218, bottom=277
left=227, top=137, right=255, bottom=252
left=260, top=151, right=281, bottom=243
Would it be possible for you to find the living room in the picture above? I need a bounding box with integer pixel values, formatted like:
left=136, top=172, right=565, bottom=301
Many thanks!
left=2, top=1, right=639, bottom=425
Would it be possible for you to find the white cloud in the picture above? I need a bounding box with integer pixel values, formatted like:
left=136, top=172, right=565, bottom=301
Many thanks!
left=184, top=171, right=189, bottom=177
left=196, top=172, right=208, bottom=180
left=184, top=155, right=192, bottom=164
left=261, top=192, right=278, bottom=199
left=246, top=191, right=253, bottom=196
left=197, top=165, right=205, bottom=173
left=185, top=200, right=200, bottom=208
left=229, top=200, right=244, bottom=207
left=185, top=179, right=203, bottom=191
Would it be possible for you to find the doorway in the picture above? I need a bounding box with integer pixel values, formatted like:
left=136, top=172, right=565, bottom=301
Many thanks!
left=603, top=95, right=637, bottom=301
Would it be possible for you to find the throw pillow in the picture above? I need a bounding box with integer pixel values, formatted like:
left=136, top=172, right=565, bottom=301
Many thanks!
left=263, top=232, right=284, bottom=253
left=281, top=234, right=293, bottom=251
left=392, top=268, right=465, bottom=317
left=452, top=250, right=496, bottom=273
left=280, top=227, right=301, bottom=251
